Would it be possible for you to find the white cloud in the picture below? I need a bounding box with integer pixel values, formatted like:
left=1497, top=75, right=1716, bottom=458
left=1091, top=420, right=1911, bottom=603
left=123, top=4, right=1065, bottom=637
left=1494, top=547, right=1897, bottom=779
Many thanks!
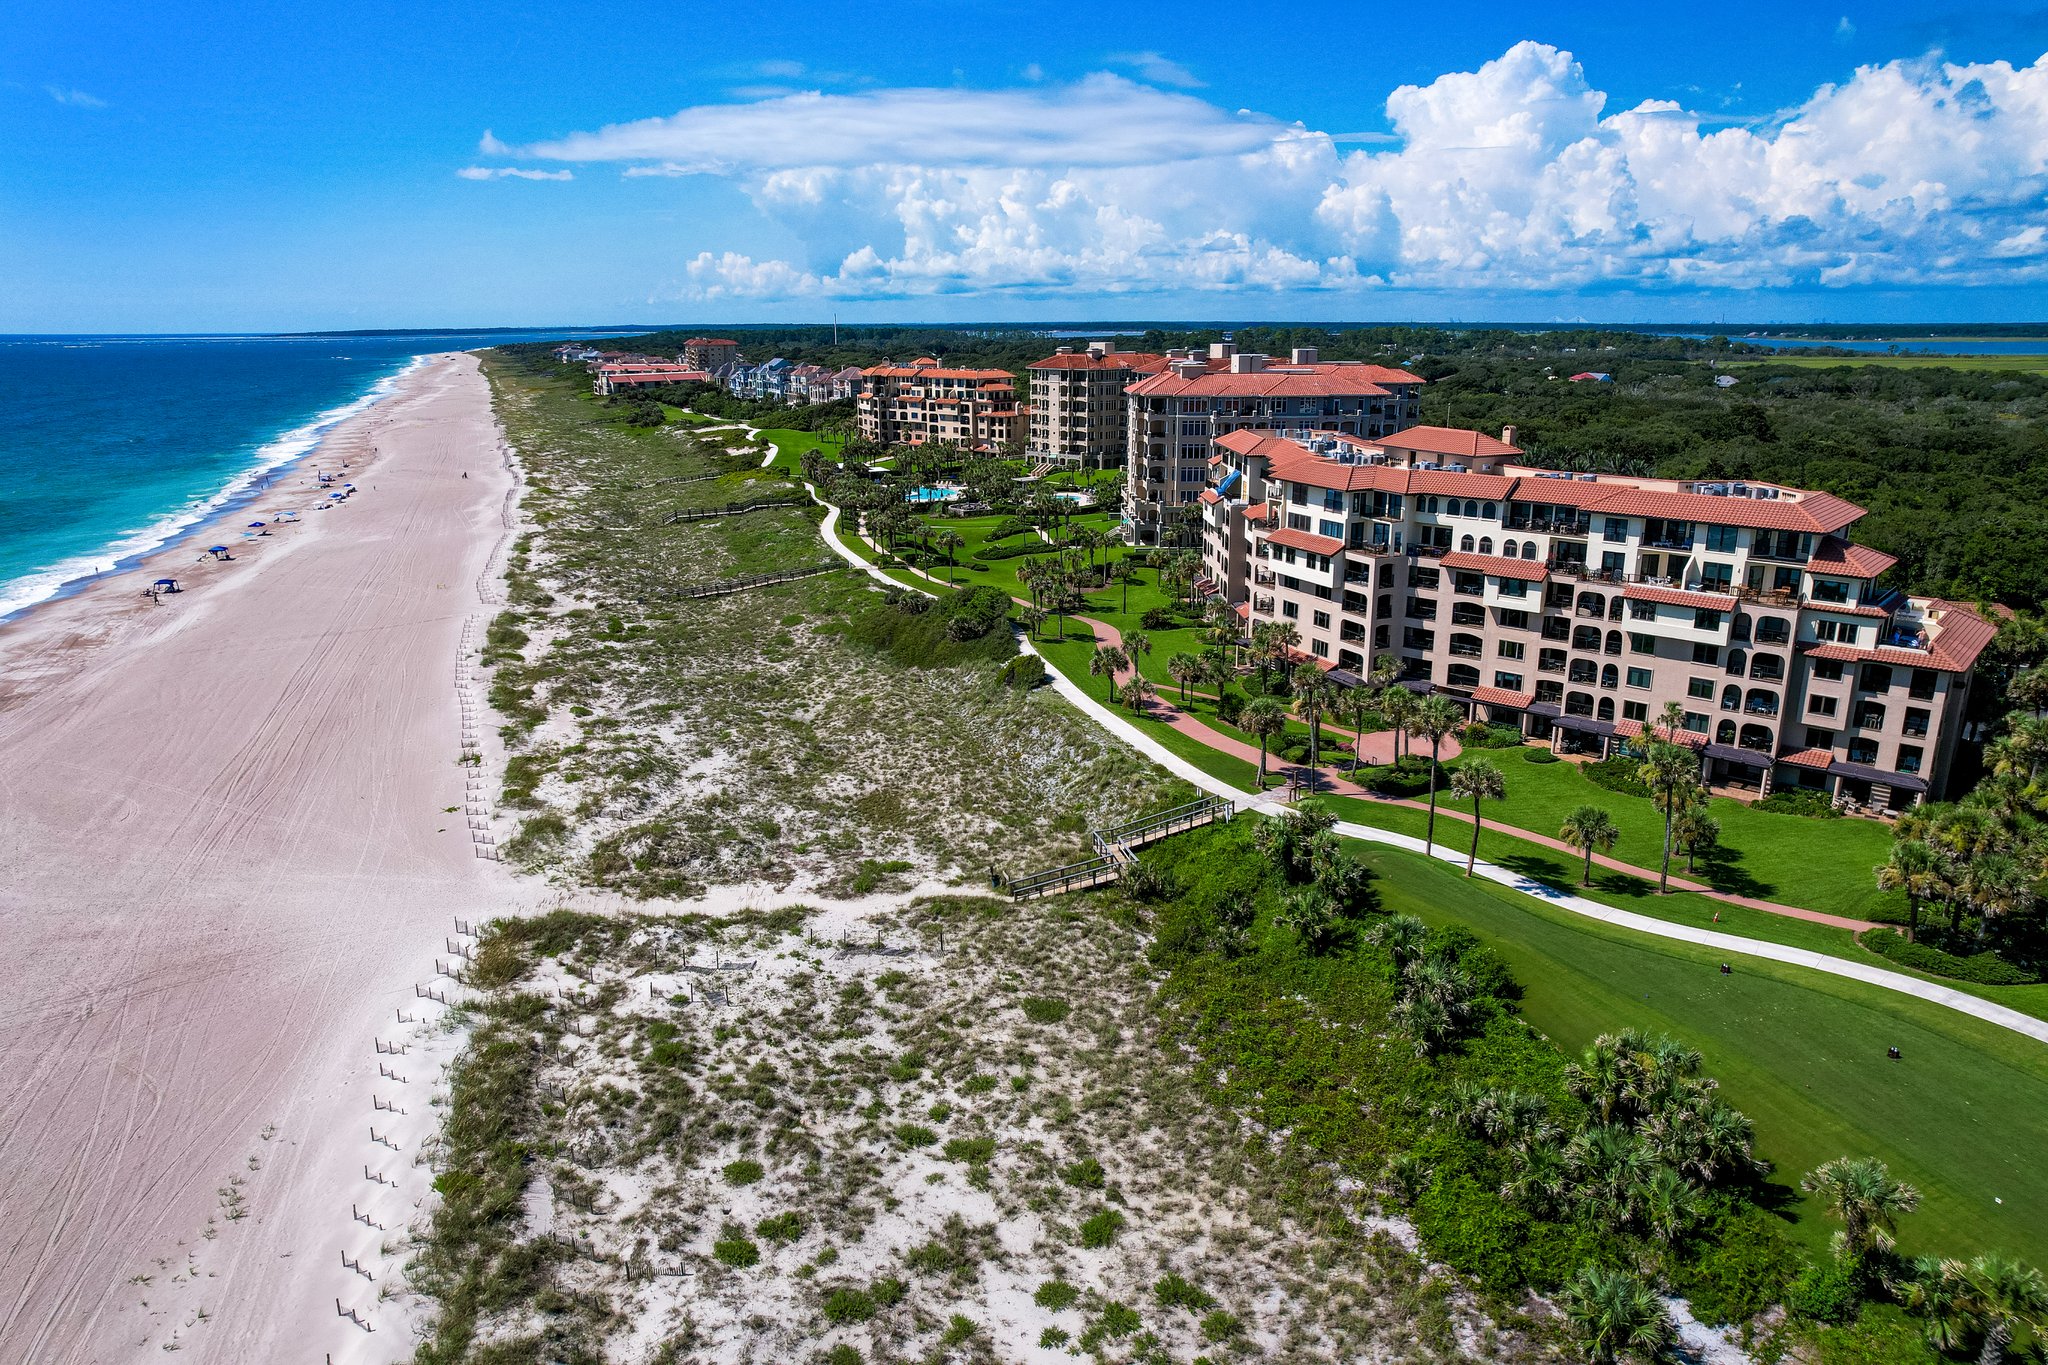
left=498, top=44, right=2048, bottom=301
left=1107, top=50, right=1205, bottom=89
left=456, top=166, right=573, bottom=181
left=46, top=86, right=106, bottom=108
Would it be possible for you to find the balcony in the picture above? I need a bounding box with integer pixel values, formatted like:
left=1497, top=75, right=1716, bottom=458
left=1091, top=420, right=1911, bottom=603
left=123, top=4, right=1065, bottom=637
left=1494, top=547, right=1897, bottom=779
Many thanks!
left=1539, top=659, right=1567, bottom=674
left=1454, top=581, right=1484, bottom=598
left=1903, top=723, right=1930, bottom=739
left=1252, top=595, right=1274, bottom=614
left=1744, top=700, right=1780, bottom=716
left=1340, top=624, right=1366, bottom=643
left=1253, top=567, right=1276, bottom=586
left=1449, top=644, right=1483, bottom=658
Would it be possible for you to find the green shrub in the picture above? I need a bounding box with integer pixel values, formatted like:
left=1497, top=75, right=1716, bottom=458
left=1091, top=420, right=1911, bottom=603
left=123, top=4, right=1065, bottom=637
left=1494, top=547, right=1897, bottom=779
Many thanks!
left=1787, top=1257, right=1862, bottom=1324
left=1215, top=689, right=1245, bottom=725
left=894, top=1124, right=939, bottom=1148
left=821, top=1286, right=877, bottom=1324
left=1859, top=928, right=2040, bottom=984
left=870, top=1275, right=906, bottom=1307
left=961, top=1073, right=998, bottom=1095
left=756, top=1211, right=805, bottom=1243
left=722, top=1159, right=765, bottom=1186
left=1090, top=1301, right=1141, bottom=1340
left=1038, top=1326, right=1070, bottom=1348
left=1460, top=722, right=1525, bottom=749
left=1020, top=996, right=1071, bottom=1024
left=940, top=1314, right=978, bottom=1346
left=1524, top=748, right=1560, bottom=764
left=1034, top=1278, right=1080, bottom=1311
left=997, top=654, right=1046, bottom=690
left=942, top=1136, right=996, bottom=1163
left=1154, top=1272, right=1216, bottom=1311
left=971, top=540, right=1064, bottom=561
left=1078, top=1207, right=1126, bottom=1248
left=1200, top=1310, right=1245, bottom=1343
left=1060, top=1156, right=1106, bottom=1189
left=1140, top=607, right=1179, bottom=631
left=1754, top=788, right=1842, bottom=819
left=1669, top=1202, right=1802, bottom=1325
left=1583, top=756, right=1654, bottom=799
left=1363, top=762, right=1437, bottom=799
left=712, top=1224, right=760, bottom=1268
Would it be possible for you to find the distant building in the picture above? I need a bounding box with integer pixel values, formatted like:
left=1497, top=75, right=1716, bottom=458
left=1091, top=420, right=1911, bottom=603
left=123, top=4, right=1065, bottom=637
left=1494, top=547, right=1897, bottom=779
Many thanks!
left=1026, top=342, right=1168, bottom=470
left=553, top=344, right=601, bottom=363
left=1124, top=342, right=1423, bottom=546
left=592, top=364, right=706, bottom=395
left=682, top=337, right=740, bottom=372
left=1569, top=371, right=1614, bottom=383
left=785, top=363, right=838, bottom=406
left=857, top=357, right=1023, bottom=451
left=1198, top=424, right=1991, bottom=808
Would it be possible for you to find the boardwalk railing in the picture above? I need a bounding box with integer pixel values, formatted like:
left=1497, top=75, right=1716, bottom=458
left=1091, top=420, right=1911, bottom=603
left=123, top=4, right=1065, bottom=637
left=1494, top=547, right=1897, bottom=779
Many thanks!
left=1011, top=796, right=1233, bottom=901
left=679, top=561, right=842, bottom=600
left=662, top=496, right=809, bottom=525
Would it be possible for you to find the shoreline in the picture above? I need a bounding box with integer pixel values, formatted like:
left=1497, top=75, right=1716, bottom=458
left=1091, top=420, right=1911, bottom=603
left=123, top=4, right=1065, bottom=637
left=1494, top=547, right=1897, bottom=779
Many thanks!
left=0, top=355, right=426, bottom=626
left=0, top=351, right=521, bottom=1362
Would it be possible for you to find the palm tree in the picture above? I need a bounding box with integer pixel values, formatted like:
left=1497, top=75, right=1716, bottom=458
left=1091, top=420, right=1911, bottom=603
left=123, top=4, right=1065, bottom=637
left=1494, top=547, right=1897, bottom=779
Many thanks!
left=1639, top=1165, right=1701, bottom=1245
left=1122, top=674, right=1157, bottom=714
left=1241, top=696, right=1289, bottom=786
left=1346, top=682, right=1380, bottom=776
left=1167, top=652, right=1202, bottom=705
left=1670, top=801, right=1720, bottom=874
left=1123, top=630, right=1153, bottom=674
left=1368, top=914, right=1428, bottom=972
left=1559, top=804, right=1621, bottom=887
left=1560, top=1264, right=1674, bottom=1365
left=1875, top=838, right=1940, bottom=943
left=1959, top=852, right=2033, bottom=945
left=1019, top=605, right=1047, bottom=639
left=1655, top=698, right=1688, bottom=745
left=1293, top=664, right=1335, bottom=770
left=1802, top=1156, right=1921, bottom=1264
left=1089, top=644, right=1128, bottom=702
left=1380, top=683, right=1418, bottom=763
left=1408, top=694, right=1465, bottom=856
left=1988, top=712, right=2048, bottom=784
left=931, top=529, right=963, bottom=582
left=1369, top=651, right=1402, bottom=691
left=1637, top=741, right=1699, bottom=894
left=1450, top=758, right=1507, bottom=876
left=1963, top=1255, right=2048, bottom=1365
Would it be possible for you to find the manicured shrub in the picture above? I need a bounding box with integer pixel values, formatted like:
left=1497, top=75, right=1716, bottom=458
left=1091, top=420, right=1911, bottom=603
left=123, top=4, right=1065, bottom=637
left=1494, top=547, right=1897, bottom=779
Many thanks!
left=1753, top=788, right=1842, bottom=819
left=1215, top=689, right=1246, bottom=725
left=1460, top=722, right=1526, bottom=749
left=970, top=540, right=1063, bottom=561
left=1859, top=928, right=2039, bottom=984
left=1140, top=607, right=1179, bottom=631
left=1524, top=748, right=1560, bottom=764
left=1583, top=756, right=1654, bottom=799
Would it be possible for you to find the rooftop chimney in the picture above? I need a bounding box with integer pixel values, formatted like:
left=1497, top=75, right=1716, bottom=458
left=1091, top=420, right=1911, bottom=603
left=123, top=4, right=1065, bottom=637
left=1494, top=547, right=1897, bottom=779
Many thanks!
left=1209, top=341, right=1237, bottom=361
left=1229, top=353, right=1267, bottom=374
left=1173, top=359, right=1207, bottom=379
left=1055, top=345, right=1073, bottom=354
left=1290, top=346, right=1319, bottom=365
left=1501, top=424, right=1518, bottom=447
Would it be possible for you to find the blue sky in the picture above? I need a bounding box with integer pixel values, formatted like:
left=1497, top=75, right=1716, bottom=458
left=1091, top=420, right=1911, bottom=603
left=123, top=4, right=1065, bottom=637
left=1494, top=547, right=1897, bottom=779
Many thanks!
left=6, top=1, right=2048, bottom=331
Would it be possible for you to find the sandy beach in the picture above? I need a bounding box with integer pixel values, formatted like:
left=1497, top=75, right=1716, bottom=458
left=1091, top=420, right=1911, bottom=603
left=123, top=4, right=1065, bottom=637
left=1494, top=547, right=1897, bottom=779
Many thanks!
left=0, top=352, right=513, bottom=1362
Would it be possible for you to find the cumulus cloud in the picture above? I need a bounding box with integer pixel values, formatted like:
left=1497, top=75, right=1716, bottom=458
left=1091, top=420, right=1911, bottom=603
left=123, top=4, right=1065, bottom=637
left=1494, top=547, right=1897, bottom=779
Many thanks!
left=494, top=44, right=2048, bottom=301
left=457, top=166, right=573, bottom=181
left=46, top=86, right=107, bottom=108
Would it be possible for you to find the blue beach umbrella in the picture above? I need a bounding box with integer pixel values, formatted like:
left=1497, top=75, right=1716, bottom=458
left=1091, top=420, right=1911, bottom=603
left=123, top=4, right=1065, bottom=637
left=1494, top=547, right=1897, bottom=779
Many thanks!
left=247, top=520, right=265, bottom=528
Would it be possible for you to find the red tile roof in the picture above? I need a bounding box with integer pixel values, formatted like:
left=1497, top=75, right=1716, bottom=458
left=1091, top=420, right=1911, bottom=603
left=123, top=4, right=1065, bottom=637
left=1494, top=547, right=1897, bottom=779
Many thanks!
left=1779, top=747, right=1836, bottom=770
left=1378, top=425, right=1523, bottom=460
left=1623, top=584, right=1736, bottom=611
left=1244, top=505, right=1273, bottom=523
left=1614, top=718, right=1707, bottom=748
left=1809, top=539, right=1899, bottom=577
left=1473, top=686, right=1535, bottom=709
left=1264, top=527, right=1346, bottom=556
left=1029, top=350, right=1168, bottom=373
left=1441, top=551, right=1549, bottom=582
left=1198, top=489, right=1222, bottom=506
left=1805, top=601, right=1997, bottom=672
left=1127, top=361, right=1422, bottom=399
left=682, top=337, right=737, bottom=346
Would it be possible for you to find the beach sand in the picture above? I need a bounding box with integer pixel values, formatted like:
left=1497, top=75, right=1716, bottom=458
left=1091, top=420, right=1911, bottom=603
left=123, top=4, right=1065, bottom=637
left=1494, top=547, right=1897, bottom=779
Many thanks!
left=0, top=352, right=514, bottom=1362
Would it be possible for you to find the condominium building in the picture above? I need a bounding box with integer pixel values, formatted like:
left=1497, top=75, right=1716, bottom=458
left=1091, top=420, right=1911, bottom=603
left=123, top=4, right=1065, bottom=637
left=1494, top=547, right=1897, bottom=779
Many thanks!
left=1201, top=426, right=1993, bottom=809
left=592, top=363, right=707, bottom=395
left=1026, top=342, right=1167, bottom=469
left=1125, top=342, right=1423, bottom=546
left=682, top=337, right=740, bottom=372
left=857, top=357, right=1024, bottom=451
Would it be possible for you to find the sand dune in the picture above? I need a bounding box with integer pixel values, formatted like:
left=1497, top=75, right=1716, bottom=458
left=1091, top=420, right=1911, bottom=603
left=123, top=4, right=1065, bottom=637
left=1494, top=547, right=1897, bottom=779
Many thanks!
left=0, top=353, right=514, bottom=1362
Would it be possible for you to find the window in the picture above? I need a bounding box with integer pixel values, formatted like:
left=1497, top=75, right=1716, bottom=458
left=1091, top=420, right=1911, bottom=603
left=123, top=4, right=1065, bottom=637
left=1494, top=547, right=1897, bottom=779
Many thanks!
left=1404, top=627, right=1435, bottom=651
left=1629, top=632, right=1657, bottom=654
left=1898, top=745, right=1924, bottom=775
left=1497, top=608, right=1529, bottom=629
left=1498, top=640, right=1525, bottom=661
left=1598, top=697, right=1616, bottom=722
left=1684, top=711, right=1709, bottom=734
left=1626, top=666, right=1653, bottom=689
left=1687, top=678, right=1714, bottom=700
left=1861, top=664, right=1894, bottom=693
left=1692, top=643, right=1721, bottom=665
left=1452, top=602, right=1485, bottom=626
left=1814, top=620, right=1860, bottom=645
left=1502, top=539, right=1518, bottom=558
left=1694, top=608, right=1724, bottom=631
left=1447, top=663, right=1482, bottom=688
left=1699, top=562, right=1733, bottom=590
left=1814, top=657, right=1844, bottom=682
left=1847, top=737, right=1879, bottom=765
left=1805, top=728, right=1837, bottom=751
left=1499, top=578, right=1528, bottom=598
left=1494, top=671, right=1524, bottom=691
left=1282, top=601, right=1299, bottom=619
left=1854, top=701, right=1886, bottom=730
left=1623, top=700, right=1648, bottom=723
left=1603, top=516, right=1628, bottom=543
left=1321, top=489, right=1344, bottom=512
left=1522, top=542, right=1539, bottom=560
left=1629, top=601, right=1658, bottom=621
left=1287, top=513, right=1310, bottom=532
left=1904, top=707, right=1931, bottom=738
left=1706, top=525, right=1738, bottom=552
left=1600, top=663, right=1619, bottom=689
left=1808, top=694, right=1839, bottom=717
left=1482, top=502, right=1497, bottom=520
left=1722, top=684, right=1742, bottom=711
left=1459, top=534, right=1475, bottom=552
left=1910, top=669, right=1938, bottom=700
left=1312, top=640, right=1329, bottom=659
left=1318, top=519, right=1343, bottom=540
left=1312, top=610, right=1331, bottom=629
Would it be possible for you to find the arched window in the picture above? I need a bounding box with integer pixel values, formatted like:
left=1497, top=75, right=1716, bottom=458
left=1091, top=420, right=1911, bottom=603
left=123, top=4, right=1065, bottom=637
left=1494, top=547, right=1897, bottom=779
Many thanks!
left=1732, top=612, right=1753, bottom=643
left=1447, top=663, right=1481, bottom=688
left=1573, top=625, right=1601, bottom=651
left=1604, top=630, right=1623, bottom=655
left=1578, top=590, right=1605, bottom=616
left=1522, top=542, right=1538, bottom=560
left=1600, top=663, right=1619, bottom=689
left=1502, top=539, right=1518, bottom=558
left=1483, top=501, right=1496, bottom=520
left=1739, top=723, right=1774, bottom=752
left=1460, top=534, right=1475, bottom=552
left=1750, top=653, right=1784, bottom=682
left=1464, top=499, right=1479, bottom=518
left=1721, top=684, right=1741, bottom=711
left=1566, top=690, right=1594, bottom=716
left=1478, top=537, right=1493, bottom=555
left=1597, top=697, right=1616, bottom=722
left=1744, top=688, right=1779, bottom=716
left=1716, top=719, right=1737, bottom=744
left=1726, top=647, right=1747, bottom=677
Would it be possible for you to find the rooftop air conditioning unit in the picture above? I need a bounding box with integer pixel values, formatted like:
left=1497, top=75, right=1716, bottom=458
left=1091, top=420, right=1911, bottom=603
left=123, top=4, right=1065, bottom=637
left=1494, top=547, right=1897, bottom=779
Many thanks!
left=1448, top=463, right=1468, bottom=472
left=1577, top=473, right=1599, bottom=481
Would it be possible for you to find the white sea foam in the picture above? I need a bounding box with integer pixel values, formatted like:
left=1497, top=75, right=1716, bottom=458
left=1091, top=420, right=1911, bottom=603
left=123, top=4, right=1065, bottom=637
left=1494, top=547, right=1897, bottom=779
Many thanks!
left=0, top=356, right=424, bottom=622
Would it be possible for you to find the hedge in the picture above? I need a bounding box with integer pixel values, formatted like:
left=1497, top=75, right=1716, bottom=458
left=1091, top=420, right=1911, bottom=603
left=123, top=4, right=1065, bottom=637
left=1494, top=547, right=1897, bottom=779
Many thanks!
left=972, top=541, right=1064, bottom=562
left=1859, top=928, right=2041, bottom=985
left=1752, top=788, right=1841, bottom=819
left=1582, top=756, right=1654, bottom=800
left=1459, top=722, right=1526, bottom=750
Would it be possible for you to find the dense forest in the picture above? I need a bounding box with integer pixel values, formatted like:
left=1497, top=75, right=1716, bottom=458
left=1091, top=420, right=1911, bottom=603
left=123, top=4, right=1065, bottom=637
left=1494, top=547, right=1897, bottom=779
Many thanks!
left=594, top=325, right=2048, bottom=611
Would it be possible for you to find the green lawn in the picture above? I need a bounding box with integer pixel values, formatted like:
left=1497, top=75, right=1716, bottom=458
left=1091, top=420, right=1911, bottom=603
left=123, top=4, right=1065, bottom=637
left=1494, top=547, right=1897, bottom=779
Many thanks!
left=1367, top=842, right=2048, bottom=1265
left=1727, top=354, right=2048, bottom=375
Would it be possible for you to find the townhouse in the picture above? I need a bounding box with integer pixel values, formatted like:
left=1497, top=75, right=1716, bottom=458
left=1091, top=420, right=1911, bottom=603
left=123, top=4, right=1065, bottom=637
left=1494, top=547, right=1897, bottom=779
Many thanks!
left=1026, top=342, right=1167, bottom=469
left=857, top=357, right=1024, bottom=451
left=1125, top=342, right=1423, bottom=546
left=1202, top=426, right=1993, bottom=809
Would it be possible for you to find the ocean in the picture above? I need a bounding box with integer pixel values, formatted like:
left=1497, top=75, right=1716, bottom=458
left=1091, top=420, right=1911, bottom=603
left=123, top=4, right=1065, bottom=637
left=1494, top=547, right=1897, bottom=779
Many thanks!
left=0, top=330, right=621, bottom=619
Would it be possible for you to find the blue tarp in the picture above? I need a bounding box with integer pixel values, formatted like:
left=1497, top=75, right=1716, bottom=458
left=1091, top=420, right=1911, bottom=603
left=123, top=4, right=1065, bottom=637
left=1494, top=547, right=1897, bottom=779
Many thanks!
left=1214, top=467, right=1240, bottom=496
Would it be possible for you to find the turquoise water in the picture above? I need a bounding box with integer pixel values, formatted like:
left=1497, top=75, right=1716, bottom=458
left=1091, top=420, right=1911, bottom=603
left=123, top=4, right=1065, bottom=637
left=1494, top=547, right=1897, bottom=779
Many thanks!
left=906, top=486, right=959, bottom=503
left=0, top=330, right=620, bottom=618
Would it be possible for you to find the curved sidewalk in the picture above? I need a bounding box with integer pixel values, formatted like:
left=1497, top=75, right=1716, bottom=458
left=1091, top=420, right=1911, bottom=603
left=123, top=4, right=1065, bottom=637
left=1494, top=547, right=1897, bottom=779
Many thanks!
left=799, top=479, right=2048, bottom=1046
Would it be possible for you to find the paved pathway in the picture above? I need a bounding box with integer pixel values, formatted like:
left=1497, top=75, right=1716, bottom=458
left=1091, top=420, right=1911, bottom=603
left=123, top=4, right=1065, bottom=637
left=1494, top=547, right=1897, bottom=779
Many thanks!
left=799, top=480, right=2047, bottom=1045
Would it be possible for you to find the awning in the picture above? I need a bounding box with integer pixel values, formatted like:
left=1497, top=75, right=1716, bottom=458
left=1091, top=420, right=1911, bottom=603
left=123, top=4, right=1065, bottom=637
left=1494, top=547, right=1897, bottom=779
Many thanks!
left=1828, top=760, right=1929, bottom=793
left=1526, top=701, right=1561, bottom=718
left=1552, top=714, right=1616, bottom=736
left=1327, top=668, right=1366, bottom=689
left=1703, top=743, right=1769, bottom=767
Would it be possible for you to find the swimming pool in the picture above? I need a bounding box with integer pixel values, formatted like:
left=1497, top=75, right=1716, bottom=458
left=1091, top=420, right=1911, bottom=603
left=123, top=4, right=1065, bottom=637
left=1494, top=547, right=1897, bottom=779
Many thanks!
left=906, top=486, right=960, bottom=503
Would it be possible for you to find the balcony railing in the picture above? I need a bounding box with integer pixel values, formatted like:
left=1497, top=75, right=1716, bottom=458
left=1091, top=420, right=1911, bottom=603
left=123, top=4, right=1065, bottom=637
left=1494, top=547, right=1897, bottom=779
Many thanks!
left=1449, top=644, right=1483, bottom=658
left=1539, top=660, right=1567, bottom=674
left=1744, top=701, right=1780, bottom=716
left=1455, top=583, right=1484, bottom=597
